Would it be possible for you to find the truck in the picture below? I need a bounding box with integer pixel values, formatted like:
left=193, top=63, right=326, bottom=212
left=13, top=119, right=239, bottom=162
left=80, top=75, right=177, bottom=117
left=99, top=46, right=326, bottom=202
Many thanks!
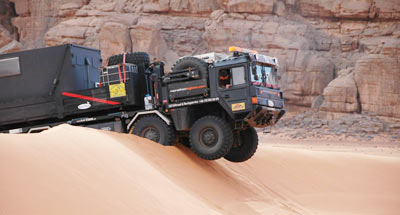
left=0, top=44, right=285, bottom=162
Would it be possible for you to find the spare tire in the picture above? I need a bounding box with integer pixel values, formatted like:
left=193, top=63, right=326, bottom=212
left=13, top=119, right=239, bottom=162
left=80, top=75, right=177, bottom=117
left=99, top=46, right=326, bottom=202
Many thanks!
left=107, top=52, right=150, bottom=72
left=171, top=57, right=208, bottom=79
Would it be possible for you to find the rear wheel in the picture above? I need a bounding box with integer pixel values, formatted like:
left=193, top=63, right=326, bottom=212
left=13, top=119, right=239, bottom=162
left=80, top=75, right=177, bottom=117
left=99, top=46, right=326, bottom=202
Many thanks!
left=132, top=115, right=175, bottom=146
left=189, top=116, right=233, bottom=160
left=224, top=127, right=258, bottom=162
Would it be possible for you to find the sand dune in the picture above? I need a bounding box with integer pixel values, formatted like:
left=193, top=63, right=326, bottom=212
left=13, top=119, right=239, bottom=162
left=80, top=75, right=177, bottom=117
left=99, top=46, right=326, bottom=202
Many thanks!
left=0, top=124, right=399, bottom=215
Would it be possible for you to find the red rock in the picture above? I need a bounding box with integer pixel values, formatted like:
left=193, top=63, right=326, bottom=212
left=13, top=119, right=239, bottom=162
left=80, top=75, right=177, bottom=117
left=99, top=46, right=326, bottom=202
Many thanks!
left=219, top=0, right=275, bottom=13
left=320, top=69, right=359, bottom=113
left=354, top=54, right=400, bottom=118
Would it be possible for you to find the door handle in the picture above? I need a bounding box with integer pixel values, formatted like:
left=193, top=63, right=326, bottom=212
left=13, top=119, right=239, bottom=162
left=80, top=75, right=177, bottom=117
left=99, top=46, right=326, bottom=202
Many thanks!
left=224, top=95, right=230, bottom=98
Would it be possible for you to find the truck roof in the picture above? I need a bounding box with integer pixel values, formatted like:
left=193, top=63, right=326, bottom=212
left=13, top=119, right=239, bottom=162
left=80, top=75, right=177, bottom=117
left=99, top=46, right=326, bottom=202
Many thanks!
left=193, top=51, right=278, bottom=68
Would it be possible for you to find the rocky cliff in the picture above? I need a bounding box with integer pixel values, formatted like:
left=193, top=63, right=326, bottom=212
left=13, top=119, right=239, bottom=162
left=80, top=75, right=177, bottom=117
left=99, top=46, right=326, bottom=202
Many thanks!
left=1, top=0, right=399, bottom=118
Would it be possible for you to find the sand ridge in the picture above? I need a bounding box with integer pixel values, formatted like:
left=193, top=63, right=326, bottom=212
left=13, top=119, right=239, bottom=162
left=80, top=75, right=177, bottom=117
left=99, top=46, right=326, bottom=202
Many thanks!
left=0, top=124, right=399, bottom=215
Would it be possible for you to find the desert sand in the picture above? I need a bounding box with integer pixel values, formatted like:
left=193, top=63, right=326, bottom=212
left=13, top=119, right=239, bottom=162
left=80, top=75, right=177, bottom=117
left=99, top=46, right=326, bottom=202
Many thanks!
left=0, top=124, right=399, bottom=215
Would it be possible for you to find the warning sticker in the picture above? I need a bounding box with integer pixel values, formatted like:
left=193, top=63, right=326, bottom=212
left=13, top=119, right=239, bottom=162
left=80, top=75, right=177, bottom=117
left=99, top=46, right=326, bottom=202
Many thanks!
left=231, top=102, right=245, bottom=111
left=109, top=83, right=126, bottom=98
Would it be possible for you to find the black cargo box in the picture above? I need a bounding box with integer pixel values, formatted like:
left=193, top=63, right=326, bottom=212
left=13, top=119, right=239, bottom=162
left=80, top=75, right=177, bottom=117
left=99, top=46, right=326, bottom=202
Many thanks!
left=0, top=44, right=102, bottom=128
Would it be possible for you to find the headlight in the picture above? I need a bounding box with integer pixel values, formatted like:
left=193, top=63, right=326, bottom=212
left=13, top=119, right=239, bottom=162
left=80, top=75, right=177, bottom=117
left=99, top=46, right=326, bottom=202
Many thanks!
left=268, top=100, right=274, bottom=107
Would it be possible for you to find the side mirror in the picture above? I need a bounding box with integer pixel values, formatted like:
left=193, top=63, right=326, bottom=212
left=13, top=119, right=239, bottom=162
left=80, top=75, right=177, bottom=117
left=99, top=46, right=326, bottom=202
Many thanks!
left=251, top=64, right=257, bottom=75
left=251, top=65, right=257, bottom=75
left=254, top=74, right=259, bottom=80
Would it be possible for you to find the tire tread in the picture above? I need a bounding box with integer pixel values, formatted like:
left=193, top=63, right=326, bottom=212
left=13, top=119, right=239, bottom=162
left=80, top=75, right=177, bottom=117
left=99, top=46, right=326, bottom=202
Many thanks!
left=189, top=115, right=233, bottom=160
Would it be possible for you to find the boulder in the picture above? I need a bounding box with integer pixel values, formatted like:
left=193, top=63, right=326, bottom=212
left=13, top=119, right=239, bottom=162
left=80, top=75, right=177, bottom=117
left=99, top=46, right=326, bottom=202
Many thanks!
left=283, top=53, right=335, bottom=106
left=44, top=17, right=96, bottom=47
left=354, top=54, right=400, bottom=118
left=320, top=69, right=359, bottom=113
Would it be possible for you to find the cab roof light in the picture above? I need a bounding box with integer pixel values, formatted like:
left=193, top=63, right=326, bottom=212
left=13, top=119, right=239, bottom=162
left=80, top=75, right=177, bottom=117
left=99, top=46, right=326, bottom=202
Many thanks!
left=229, top=46, right=258, bottom=55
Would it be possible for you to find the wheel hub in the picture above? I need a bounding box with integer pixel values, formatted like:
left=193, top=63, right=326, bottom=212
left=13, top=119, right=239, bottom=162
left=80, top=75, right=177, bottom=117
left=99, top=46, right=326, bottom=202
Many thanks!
left=200, top=128, right=218, bottom=147
left=142, top=127, right=160, bottom=142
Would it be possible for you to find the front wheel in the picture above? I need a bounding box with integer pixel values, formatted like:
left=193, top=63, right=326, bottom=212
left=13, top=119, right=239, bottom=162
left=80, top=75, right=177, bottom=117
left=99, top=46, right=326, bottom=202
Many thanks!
left=189, top=115, right=233, bottom=160
left=132, top=115, right=175, bottom=146
left=224, top=127, right=258, bottom=162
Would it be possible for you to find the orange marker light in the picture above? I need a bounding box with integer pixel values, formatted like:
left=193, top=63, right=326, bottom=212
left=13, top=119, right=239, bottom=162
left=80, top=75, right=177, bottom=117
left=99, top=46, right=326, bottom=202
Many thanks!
left=251, top=97, right=258, bottom=104
left=229, top=46, right=258, bottom=54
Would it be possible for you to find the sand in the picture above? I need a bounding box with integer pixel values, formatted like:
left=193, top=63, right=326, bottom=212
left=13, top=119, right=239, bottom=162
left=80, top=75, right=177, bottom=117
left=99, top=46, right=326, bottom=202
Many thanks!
left=0, top=124, right=399, bottom=215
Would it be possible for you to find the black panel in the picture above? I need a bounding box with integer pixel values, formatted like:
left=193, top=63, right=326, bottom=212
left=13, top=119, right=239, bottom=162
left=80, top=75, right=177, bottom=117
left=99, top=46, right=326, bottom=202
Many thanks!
left=0, top=44, right=102, bottom=127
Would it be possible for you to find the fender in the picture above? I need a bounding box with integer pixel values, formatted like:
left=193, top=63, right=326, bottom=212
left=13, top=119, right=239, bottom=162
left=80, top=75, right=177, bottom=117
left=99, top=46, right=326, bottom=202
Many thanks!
left=127, top=110, right=171, bottom=131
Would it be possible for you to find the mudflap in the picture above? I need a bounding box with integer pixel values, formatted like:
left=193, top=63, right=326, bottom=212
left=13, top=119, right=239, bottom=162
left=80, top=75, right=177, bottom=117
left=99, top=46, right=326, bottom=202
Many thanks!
left=245, top=106, right=285, bottom=128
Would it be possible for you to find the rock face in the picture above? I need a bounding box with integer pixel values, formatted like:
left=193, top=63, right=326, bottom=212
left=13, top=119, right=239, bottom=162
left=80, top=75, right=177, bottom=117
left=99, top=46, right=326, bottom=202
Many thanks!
left=0, top=0, right=22, bottom=53
left=354, top=54, right=400, bottom=118
left=0, top=0, right=399, bottom=118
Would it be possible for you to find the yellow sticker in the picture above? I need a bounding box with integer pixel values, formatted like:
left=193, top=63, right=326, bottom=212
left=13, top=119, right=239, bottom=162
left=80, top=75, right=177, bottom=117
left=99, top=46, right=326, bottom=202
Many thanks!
left=109, top=83, right=126, bottom=98
left=231, top=102, right=245, bottom=111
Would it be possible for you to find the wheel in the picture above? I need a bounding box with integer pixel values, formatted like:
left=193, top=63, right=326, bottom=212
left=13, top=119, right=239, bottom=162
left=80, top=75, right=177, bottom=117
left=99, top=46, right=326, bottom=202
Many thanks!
left=132, top=115, right=175, bottom=146
left=171, top=57, right=208, bottom=79
left=224, top=127, right=258, bottom=162
left=107, top=52, right=150, bottom=73
left=189, top=115, right=233, bottom=160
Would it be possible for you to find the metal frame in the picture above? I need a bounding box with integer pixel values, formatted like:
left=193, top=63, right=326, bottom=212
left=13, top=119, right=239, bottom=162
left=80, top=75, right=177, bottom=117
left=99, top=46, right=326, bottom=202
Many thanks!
left=27, top=126, right=51, bottom=133
left=127, top=110, right=171, bottom=130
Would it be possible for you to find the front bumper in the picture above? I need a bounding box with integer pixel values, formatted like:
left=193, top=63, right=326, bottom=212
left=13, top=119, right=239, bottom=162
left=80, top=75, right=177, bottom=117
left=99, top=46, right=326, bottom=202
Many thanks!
left=245, top=105, right=285, bottom=128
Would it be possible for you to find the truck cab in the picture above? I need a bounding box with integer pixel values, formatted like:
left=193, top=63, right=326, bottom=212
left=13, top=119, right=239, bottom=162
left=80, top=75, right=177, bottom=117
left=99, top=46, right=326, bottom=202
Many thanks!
left=206, top=47, right=285, bottom=128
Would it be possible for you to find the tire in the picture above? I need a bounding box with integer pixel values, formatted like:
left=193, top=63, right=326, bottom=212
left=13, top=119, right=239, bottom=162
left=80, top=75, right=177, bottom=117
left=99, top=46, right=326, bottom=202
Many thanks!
left=189, top=115, right=233, bottom=160
left=224, top=127, right=258, bottom=162
left=132, top=115, right=175, bottom=146
left=107, top=52, right=150, bottom=73
left=171, top=57, right=208, bottom=79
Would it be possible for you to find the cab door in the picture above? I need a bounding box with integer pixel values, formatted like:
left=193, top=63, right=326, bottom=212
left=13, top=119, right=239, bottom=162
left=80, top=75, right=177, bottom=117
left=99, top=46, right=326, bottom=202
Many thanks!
left=216, top=65, right=250, bottom=117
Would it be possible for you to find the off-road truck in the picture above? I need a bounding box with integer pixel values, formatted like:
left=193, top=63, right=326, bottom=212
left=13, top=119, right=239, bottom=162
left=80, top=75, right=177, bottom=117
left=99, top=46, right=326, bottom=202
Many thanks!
left=0, top=45, right=285, bottom=162
left=131, top=46, right=285, bottom=162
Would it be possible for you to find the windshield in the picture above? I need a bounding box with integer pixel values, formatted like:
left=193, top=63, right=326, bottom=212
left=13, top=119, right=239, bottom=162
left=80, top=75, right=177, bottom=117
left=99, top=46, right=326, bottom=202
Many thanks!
left=250, top=64, right=279, bottom=88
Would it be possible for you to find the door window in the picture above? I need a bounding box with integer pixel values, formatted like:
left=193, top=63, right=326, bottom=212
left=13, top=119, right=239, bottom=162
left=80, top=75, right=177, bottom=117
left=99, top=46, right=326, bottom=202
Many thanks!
left=231, top=66, right=245, bottom=85
left=218, top=66, right=246, bottom=89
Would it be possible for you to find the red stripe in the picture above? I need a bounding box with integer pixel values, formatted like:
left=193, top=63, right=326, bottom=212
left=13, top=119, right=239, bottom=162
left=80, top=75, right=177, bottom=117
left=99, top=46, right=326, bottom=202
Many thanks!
left=62, top=92, right=121, bottom=105
left=117, top=65, right=123, bottom=83
left=123, top=53, right=127, bottom=83
left=123, top=64, right=126, bottom=83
